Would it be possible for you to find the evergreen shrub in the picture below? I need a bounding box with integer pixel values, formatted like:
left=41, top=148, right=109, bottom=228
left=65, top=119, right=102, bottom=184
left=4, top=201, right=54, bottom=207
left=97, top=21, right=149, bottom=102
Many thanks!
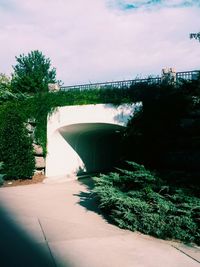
left=92, top=162, right=200, bottom=245
left=0, top=103, right=35, bottom=179
left=0, top=162, right=5, bottom=186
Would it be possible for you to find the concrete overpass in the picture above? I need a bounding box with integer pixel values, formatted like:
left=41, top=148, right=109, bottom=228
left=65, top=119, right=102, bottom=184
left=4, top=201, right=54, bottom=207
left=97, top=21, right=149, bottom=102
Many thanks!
left=45, top=103, right=136, bottom=182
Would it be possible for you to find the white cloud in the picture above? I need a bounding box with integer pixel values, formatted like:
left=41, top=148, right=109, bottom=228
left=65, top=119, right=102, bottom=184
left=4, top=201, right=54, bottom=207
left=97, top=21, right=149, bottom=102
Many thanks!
left=0, top=0, right=200, bottom=85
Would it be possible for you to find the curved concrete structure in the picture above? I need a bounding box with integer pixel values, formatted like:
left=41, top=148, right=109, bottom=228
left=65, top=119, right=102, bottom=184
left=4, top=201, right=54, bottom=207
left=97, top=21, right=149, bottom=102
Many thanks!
left=46, top=104, right=136, bottom=181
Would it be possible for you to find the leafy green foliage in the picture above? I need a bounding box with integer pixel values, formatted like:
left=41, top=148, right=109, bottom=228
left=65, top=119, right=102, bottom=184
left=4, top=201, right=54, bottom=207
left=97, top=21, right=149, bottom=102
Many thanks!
left=93, top=162, right=200, bottom=244
left=0, top=85, right=137, bottom=159
left=0, top=73, right=11, bottom=91
left=11, top=50, right=57, bottom=94
left=190, top=32, right=200, bottom=42
left=124, top=76, right=200, bottom=177
left=0, top=162, right=5, bottom=186
left=16, top=88, right=137, bottom=154
left=0, top=103, right=35, bottom=179
left=0, top=73, right=15, bottom=103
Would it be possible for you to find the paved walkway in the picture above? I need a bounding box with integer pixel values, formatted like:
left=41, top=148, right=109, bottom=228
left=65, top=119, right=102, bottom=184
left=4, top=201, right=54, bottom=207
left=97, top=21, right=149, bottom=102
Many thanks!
left=0, top=179, right=199, bottom=267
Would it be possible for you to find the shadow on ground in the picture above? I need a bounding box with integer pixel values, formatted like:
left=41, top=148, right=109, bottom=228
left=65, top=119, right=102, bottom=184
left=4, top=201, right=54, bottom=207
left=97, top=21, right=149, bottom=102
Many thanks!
left=75, top=177, right=113, bottom=224
left=0, top=204, right=70, bottom=267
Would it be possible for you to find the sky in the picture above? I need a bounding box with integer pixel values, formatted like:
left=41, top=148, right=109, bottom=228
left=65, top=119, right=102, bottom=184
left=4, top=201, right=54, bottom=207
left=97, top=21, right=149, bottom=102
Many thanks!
left=0, top=0, right=200, bottom=85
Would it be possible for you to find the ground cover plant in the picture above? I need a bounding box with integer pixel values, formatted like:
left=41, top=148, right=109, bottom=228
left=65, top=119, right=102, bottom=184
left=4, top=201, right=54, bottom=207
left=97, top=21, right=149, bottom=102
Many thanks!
left=92, top=162, right=200, bottom=245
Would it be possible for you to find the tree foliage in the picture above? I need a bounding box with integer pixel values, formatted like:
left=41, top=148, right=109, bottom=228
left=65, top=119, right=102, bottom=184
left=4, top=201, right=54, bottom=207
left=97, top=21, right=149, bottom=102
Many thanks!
left=0, top=73, right=30, bottom=104
left=11, top=50, right=57, bottom=94
left=190, top=32, right=200, bottom=42
left=0, top=73, right=11, bottom=91
left=0, top=73, right=14, bottom=102
left=123, top=77, right=200, bottom=177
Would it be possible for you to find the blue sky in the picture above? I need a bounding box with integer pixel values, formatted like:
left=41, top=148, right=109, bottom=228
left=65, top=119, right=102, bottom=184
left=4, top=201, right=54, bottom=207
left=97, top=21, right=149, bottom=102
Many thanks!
left=0, top=0, right=200, bottom=85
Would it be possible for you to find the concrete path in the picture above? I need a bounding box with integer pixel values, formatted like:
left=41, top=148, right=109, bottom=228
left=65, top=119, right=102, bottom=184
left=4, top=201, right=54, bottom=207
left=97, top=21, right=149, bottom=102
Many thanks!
left=0, top=179, right=199, bottom=267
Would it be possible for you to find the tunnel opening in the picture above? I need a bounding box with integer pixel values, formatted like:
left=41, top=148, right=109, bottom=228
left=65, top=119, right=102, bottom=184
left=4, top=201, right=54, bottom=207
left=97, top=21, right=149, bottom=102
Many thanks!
left=59, top=123, right=125, bottom=176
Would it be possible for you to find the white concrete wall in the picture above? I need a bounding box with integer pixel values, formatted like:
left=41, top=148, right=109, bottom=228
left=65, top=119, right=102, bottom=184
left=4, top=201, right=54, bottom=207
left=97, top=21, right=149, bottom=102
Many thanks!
left=45, top=104, right=136, bottom=181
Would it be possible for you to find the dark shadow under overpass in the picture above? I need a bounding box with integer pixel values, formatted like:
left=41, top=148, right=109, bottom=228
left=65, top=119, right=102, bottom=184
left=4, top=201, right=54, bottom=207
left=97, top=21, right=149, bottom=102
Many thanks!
left=59, top=123, right=124, bottom=175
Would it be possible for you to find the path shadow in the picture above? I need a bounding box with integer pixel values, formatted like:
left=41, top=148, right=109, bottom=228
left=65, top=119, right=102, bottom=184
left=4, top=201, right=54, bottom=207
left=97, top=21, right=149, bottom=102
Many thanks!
left=0, top=204, right=70, bottom=267
left=75, top=176, right=114, bottom=224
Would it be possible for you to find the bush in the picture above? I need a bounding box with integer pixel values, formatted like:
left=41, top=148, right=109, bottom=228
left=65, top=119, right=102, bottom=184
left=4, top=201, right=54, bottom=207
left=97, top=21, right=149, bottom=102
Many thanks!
left=92, top=162, right=200, bottom=245
left=0, top=162, right=5, bottom=186
left=124, top=82, right=191, bottom=167
left=124, top=76, right=200, bottom=172
left=0, top=103, right=35, bottom=179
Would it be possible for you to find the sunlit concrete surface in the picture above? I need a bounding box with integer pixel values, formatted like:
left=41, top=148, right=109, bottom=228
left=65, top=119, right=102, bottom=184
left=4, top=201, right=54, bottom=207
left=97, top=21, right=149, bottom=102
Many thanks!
left=46, top=104, right=136, bottom=180
left=0, top=181, right=199, bottom=267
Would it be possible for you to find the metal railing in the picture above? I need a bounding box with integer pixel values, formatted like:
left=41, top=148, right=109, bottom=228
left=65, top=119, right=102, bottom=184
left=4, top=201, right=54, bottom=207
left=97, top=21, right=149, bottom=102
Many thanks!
left=176, top=70, right=199, bottom=81
left=60, top=70, right=200, bottom=91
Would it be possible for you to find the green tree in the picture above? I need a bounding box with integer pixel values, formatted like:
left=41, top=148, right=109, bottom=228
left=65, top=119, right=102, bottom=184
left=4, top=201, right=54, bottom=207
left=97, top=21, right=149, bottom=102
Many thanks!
left=189, top=32, right=200, bottom=42
left=0, top=73, right=11, bottom=91
left=0, top=73, right=16, bottom=103
left=11, top=50, right=57, bottom=94
left=124, top=82, right=191, bottom=168
left=0, top=103, right=35, bottom=179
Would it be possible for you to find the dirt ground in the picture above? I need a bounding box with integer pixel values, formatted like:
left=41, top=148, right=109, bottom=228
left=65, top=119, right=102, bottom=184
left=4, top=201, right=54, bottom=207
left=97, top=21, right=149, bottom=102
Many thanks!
left=2, top=173, right=45, bottom=187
